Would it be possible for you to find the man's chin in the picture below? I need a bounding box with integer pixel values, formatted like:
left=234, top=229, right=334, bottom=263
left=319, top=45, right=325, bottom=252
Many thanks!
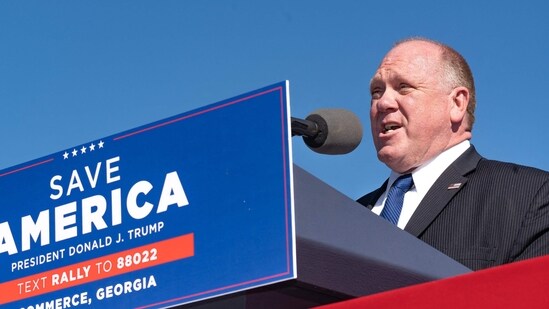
left=378, top=151, right=415, bottom=173
left=376, top=148, right=401, bottom=163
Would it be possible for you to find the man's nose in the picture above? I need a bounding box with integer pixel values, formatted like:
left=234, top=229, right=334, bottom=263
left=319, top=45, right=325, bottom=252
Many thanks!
left=374, top=90, right=399, bottom=113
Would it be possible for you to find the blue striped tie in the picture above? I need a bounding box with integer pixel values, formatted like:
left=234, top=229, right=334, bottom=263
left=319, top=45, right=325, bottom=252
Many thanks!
left=380, top=174, right=414, bottom=225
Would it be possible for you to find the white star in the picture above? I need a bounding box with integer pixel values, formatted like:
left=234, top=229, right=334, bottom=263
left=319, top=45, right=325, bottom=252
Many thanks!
left=81, top=145, right=87, bottom=154
left=89, top=143, right=96, bottom=151
left=72, top=149, right=78, bottom=157
left=98, top=140, right=105, bottom=149
left=63, top=152, right=69, bottom=160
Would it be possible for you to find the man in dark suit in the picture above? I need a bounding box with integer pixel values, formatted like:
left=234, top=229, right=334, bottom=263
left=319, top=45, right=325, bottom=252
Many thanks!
left=358, top=38, right=549, bottom=271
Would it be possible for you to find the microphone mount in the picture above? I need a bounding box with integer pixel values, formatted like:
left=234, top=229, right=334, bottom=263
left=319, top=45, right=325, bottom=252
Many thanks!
left=291, top=115, right=329, bottom=149
left=291, top=117, right=318, bottom=137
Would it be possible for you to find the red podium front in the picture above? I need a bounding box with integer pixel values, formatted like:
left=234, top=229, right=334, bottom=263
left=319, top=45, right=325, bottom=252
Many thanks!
left=317, top=255, right=549, bottom=309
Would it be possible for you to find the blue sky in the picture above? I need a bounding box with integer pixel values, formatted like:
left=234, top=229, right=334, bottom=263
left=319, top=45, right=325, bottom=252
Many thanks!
left=1, top=1, right=548, bottom=199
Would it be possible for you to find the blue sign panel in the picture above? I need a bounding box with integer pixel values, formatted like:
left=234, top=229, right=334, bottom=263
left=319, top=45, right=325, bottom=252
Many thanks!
left=0, top=82, right=295, bottom=308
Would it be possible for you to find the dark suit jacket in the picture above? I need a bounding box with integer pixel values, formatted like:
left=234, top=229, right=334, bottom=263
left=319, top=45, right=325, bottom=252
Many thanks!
left=357, top=146, right=549, bottom=271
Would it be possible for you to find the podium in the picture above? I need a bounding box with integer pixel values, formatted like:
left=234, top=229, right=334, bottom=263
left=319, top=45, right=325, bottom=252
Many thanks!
left=0, top=82, right=469, bottom=308
left=180, top=165, right=470, bottom=308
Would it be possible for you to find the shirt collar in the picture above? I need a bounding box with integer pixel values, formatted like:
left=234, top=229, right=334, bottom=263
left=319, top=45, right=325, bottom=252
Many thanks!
left=388, top=140, right=471, bottom=196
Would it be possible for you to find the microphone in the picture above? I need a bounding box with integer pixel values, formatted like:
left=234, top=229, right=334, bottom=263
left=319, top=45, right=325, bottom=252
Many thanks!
left=291, top=109, right=363, bottom=155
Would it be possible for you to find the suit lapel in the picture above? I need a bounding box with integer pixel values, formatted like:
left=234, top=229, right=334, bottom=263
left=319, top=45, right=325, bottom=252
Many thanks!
left=357, top=179, right=388, bottom=209
left=404, top=146, right=482, bottom=237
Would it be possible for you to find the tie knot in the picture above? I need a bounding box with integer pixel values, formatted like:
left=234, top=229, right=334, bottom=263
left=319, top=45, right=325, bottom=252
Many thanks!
left=393, top=174, right=413, bottom=191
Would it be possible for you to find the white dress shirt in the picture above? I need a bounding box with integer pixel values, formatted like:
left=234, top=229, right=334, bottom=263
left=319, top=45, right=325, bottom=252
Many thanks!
left=371, top=140, right=471, bottom=229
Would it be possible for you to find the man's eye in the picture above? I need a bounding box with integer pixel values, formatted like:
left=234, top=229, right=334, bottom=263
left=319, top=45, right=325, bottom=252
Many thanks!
left=399, top=83, right=412, bottom=91
left=371, top=88, right=383, bottom=99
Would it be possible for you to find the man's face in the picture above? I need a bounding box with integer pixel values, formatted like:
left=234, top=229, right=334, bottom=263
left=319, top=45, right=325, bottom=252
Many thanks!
left=370, top=41, right=454, bottom=173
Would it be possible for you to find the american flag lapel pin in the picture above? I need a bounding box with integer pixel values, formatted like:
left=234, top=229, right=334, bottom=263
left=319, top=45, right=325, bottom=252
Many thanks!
left=448, top=183, right=462, bottom=190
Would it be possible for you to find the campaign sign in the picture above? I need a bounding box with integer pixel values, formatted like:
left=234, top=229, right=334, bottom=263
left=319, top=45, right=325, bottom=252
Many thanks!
left=0, top=81, right=295, bottom=308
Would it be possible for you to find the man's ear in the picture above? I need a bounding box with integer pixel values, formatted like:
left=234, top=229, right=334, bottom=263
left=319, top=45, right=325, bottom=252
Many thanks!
left=450, top=86, right=470, bottom=124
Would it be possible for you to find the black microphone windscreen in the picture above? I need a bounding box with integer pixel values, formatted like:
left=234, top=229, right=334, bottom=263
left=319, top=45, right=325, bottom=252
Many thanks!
left=304, top=109, right=363, bottom=155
